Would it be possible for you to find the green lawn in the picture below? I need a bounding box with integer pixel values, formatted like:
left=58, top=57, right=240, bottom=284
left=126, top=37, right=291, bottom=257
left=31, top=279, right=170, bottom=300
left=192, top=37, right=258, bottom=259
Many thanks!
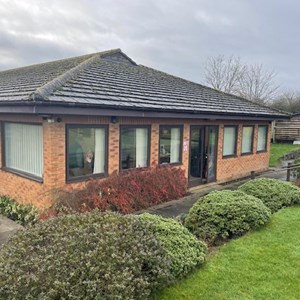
left=269, top=143, right=300, bottom=167
left=155, top=206, right=300, bottom=300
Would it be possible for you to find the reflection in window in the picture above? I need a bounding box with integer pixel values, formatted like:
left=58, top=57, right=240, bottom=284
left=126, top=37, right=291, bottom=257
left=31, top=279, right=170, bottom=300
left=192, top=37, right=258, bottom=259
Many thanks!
left=159, top=127, right=182, bottom=164
left=242, top=126, right=254, bottom=154
left=68, top=127, right=106, bottom=179
left=121, top=127, right=149, bottom=170
left=223, top=126, right=237, bottom=156
left=257, top=125, right=268, bottom=152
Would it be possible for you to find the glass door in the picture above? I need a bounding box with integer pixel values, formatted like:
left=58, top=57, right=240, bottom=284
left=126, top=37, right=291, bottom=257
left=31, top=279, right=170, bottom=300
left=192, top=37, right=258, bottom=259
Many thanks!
left=189, top=126, right=205, bottom=180
left=207, top=126, right=218, bottom=182
left=189, top=125, right=218, bottom=185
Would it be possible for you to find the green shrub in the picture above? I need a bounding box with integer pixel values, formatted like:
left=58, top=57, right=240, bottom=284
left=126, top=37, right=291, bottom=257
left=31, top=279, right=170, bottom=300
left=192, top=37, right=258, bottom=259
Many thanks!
left=139, top=213, right=207, bottom=279
left=0, top=212, right=171, bottom=300
left=184, top=190, right=271, bottom=245
left=0, top=195, right=39, bottom=226
left=239, top=178, right=300, bottom=212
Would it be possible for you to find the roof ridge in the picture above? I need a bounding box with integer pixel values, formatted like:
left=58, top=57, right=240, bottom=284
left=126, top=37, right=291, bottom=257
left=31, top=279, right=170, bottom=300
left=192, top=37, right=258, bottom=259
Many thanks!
left=140, top=65, right=290, bottom=116
left=29, top=49, right=121, bottom=101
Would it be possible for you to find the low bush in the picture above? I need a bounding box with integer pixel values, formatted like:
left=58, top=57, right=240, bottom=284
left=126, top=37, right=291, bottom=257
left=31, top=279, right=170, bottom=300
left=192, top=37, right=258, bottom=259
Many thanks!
left=0, top=195, right=39, bottom=226
left=139, top=213, right=207, bottom=279
left=48, top=165, right=187, bottom=216
left=184, top=190, right=271, bottom=245
left=0, top=211, right=171, bottom=299
left=239, top=178, right=300, bottom=213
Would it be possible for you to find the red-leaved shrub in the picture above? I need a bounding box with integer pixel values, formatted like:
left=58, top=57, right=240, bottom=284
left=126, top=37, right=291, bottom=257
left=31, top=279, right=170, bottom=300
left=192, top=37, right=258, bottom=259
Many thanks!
left=45, top=165, right=187, bottom=217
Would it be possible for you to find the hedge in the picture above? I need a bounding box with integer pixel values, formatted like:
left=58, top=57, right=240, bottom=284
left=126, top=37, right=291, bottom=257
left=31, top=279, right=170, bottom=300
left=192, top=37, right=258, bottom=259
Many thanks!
left=139, top=213, right=207, bottom=279
left=184, top=190, right=271, bottom=245
left=0, top=212, right=172, bottom=299
left=239, top=178, right=300, bottom=212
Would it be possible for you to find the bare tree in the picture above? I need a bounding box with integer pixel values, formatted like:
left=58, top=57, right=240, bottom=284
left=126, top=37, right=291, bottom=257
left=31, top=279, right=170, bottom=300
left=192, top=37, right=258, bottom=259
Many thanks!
left=204, top=55, right=245, bottom=94
left=204, top=55, right=280, bottom=104
left=270, top=90, right=300, bottom=113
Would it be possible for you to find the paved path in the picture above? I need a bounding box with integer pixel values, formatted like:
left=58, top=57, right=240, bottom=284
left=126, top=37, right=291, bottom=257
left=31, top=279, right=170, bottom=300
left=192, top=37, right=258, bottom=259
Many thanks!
left=0, top=216, right=23, bottom=246
left=141, top=169, right=288, bottom=218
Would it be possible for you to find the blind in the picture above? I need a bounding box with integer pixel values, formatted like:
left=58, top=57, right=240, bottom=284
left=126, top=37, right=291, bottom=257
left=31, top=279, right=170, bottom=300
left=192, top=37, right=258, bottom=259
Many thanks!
left=136, top=128, right=148, bottom=168
left=257, top=126, right=267, bottom=151
left=170, top=128, right=180, bottom=163
left=242, top=126, right=253, bottom=154
left=93, top=128, right=106, bottom=174
left=223, top=127, right=236, bottom=156
left=5, top=123, right=43, bottom=177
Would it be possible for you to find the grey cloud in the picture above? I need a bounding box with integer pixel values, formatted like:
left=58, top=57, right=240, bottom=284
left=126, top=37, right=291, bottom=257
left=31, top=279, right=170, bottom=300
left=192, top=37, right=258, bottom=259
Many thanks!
left=0, top=0, right=299, bottom=91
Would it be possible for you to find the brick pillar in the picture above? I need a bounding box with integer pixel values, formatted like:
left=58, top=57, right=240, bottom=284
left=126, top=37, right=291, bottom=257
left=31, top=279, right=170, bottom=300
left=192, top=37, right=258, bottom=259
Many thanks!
left=0, top=123, right=2, bottom=169
left=108, top=123, right=119, bottom=174
left=43, top=122, right=66, bottom=189
left=182, top=124, right=190, bottom=178
left=253, top=125, right=258, bottom=154
left=151, top=124, right=159, bottom=165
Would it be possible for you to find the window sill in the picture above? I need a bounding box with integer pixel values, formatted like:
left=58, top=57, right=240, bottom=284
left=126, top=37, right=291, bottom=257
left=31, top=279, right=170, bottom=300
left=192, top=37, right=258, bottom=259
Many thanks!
left=66, top=172, right=108, bottom=184
left=159, top=162, right=183, bottom=167
left=1, top=167, right=43, bottom=183
left=256, top=150, right=267, bottom=154
left=222, top=154, right=238, bottom=159
left=241, top=152, right=253, bottom=156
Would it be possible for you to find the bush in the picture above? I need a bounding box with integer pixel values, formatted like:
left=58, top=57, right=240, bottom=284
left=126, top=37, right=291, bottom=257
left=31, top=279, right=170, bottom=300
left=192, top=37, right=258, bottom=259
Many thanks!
left=184, top=190, right=271, bottom=245
left=0, top=195, right=39, bottom=226
left=49, top=165, right=187, bottom=216
left=139, top=213, right=207, bottom=279
left=239, top=178, right=300, bottom=212
left=0, top=211, right=171, bottom=299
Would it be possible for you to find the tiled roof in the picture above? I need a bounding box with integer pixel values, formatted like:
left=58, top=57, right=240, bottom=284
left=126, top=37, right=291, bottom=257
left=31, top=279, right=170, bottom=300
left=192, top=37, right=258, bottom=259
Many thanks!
left=0, top=49, right=288, bottom=118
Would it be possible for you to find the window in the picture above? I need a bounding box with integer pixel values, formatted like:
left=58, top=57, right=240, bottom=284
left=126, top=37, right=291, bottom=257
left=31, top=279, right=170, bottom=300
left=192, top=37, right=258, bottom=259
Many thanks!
left=257, top=125, right=268, bottom=152
left=159, top=126, right=182, bottom=164
left=223, top=126, right=237, bottom=157
left=4, top=123, right=43, bottom=179
left=242, top=126, right=254, bottom=154
left=67, top=126, right=107, bottom=180
left=120, top=126, right=150, bottom=170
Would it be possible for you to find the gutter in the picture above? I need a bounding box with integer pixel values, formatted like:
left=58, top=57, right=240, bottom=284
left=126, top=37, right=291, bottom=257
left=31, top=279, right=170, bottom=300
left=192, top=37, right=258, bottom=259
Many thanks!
left=0, top=102, right=290, bottom=121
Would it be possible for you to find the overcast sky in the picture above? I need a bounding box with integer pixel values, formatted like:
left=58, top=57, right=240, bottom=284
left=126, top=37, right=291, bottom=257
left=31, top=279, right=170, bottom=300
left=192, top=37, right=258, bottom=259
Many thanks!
left=0, top=0, right=299, bottom=91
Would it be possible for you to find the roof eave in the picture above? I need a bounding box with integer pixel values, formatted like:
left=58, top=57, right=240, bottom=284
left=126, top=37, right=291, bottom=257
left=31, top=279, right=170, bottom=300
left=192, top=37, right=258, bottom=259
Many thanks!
left=0, top=102, right=290, bottom=121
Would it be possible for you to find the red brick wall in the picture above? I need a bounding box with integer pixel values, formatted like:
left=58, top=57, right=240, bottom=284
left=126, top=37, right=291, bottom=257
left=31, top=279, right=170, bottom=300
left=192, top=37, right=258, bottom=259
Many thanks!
left=0, top=114, right=271, bottom=208
left=216, top=123, right=270, bottom=182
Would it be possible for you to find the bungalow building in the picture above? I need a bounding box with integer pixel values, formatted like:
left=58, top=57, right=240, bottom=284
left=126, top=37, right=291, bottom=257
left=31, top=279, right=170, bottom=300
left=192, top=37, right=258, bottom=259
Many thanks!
left=0, top=49, right=288, bottom=208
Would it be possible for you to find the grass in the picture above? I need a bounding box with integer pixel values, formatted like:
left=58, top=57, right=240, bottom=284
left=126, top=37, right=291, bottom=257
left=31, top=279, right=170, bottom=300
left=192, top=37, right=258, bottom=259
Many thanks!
left=155, top=206, right=300, bottom=300
left=269, top=143, right=300, bottom=167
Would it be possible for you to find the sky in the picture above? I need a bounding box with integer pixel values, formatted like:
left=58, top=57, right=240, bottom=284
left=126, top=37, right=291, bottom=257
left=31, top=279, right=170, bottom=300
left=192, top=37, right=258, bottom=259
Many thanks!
left=0, top=0, right=299, bottom=92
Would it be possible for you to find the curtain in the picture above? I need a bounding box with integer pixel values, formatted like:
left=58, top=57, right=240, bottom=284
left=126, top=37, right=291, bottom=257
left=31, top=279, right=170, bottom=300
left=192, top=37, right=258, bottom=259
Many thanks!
left=5, top=123, right=43, bottom=177
left=223, top=127, right=236, bottom=156
left=136, top=128, right=148, bottom=167
left=170, top=128, right=180, bottom=163
left=242, top=127, right=253, bottom=153
left=93, top=128, right=105, bottom=174
left=257, top=126, right=267, bottom=151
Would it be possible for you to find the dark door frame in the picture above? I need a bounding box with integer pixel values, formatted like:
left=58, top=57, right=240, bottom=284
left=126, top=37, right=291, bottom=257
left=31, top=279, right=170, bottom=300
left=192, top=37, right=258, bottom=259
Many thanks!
left=188, top=125, right=219, bottom=187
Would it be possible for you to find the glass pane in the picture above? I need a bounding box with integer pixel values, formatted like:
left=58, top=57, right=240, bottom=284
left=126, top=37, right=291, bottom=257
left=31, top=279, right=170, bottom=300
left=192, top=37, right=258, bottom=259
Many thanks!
left=242, top=126, right=253, bottom=154
left=223, top=127, right=236, bottom=156
left=159, top=127, right=181, bottom=164
left=5, top=123, right=43, bottom=177
left=68, top=127, right=106, bottom=178
left=257, top=126, right=267, bottom=151
left=207, top=126, right=218, bottom=182
left=121, top=127, right=149, bottom=170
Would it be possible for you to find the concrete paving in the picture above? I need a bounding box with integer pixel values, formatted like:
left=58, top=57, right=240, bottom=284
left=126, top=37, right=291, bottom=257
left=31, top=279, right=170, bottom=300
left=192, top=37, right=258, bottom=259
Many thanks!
left=141, top=168, right=289, bottom=218
left=0, top=215, right=23, bottom=247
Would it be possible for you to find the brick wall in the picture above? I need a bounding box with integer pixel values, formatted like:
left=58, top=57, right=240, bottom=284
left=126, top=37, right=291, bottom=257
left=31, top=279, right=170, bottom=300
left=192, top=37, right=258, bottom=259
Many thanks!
left=0, top=114, right=271, bottom=208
